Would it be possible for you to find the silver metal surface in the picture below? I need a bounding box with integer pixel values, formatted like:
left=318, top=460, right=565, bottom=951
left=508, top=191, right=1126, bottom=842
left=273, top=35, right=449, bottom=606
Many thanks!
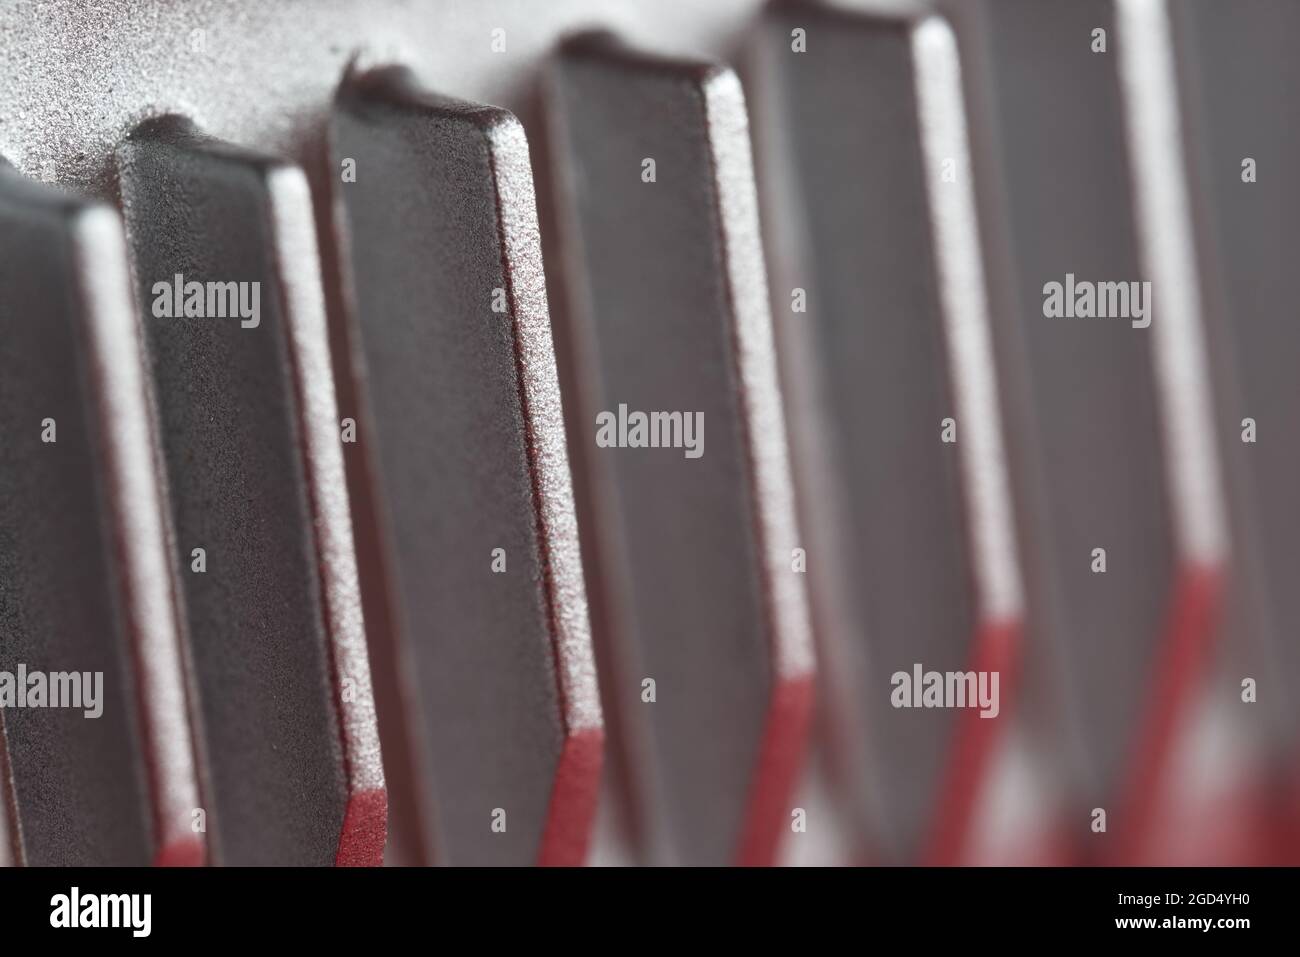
left=2, top=0, right=1296, bottom=868
left=116, top=120, right=384, bottom=865
left=0, top=0, right=776, bottom=196
left=0, top=162, right=201, bottom=865
left=1169, top=0, right=1300, bottom=766
left=746, top=3, right=1023, bottom=864
left=327, top=67, right=601, bottom=866
left=543, top=31, right=814, bottom=866
left=948, top=0, right=1187, bottom=852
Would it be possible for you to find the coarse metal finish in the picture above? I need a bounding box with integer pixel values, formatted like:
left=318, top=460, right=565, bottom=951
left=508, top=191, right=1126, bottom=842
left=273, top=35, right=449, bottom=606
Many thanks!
left=952, top=0, right=1176, bottom=814
left=0, top=732, right=13, bottom=865
left=266, top=158, right=387, bottom=866
left=1114, top=0, right=1226, bottom=572
left=0, top=167, right=159, bottom=863
left=747, top=3, right=1023, bottom=862
left=6, top=0, right=1287, bottom=869
left=115, top=120, right=380, bottom=865
left=545, top=31, right=813, bottom=866
left=0, top=0, right=792, bottom=197
left=1171, top=0, right=1300, bottom=757
left=72, top=200, right=208, bottom=867
left=747, top=7, right=971, bottom=863
left=911, top=17, right=1024, bottom=628
left=329, top=67, right=600, bottom=866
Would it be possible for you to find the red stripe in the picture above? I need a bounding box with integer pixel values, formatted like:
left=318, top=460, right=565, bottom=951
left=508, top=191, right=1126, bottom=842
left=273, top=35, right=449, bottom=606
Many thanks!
left=334, top=787, right=388, bottom=867
left=154, top=834, right=206, bottom=868
left=923, top=619, right=1021, bottom=865
left=538, top=727, right=604, bottom=866
left=735, top=673, right=815, bottom=866
left=1109, top=562, right=1221, bottom=864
